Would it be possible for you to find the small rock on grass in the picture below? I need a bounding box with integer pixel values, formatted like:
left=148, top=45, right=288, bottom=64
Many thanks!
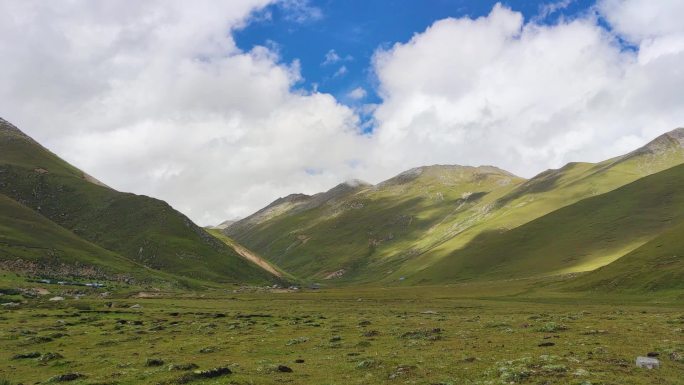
left=636, top=356, right=660, bottom=369
left=193, top=367, right=232, bottom=378
left=277, top=365, right=293, bottom=373
left=146, top=358, right=165, bottom=367
left=48, top=373, right=85, bottom=382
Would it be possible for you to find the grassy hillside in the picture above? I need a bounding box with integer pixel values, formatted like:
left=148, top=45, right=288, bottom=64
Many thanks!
left=0, top=118, right=277, bottom=284
left=566, top=220, right=684, bottom=292
left=411, top=163, right=684, bottom=284
left=397, top=128, right=684, bottom=278
left=226, top=166, right=525, bottom=282
left=226, top=128, right=684, bottom=285
left=0, top=192, right=138, bottom=277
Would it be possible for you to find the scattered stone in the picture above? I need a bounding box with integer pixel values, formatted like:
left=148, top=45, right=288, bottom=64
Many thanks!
left=421, top=310, right=438, bottom=314
left=146, top=358, right=165, bottom=367
left=277, top=365, right=293, bottom=373
left=1, top=302, right=19, bottom=307
left=193, top=367, right=232, bottom=378
left=48, top=373, right=85, bottom=382
left=48, top=296, right=65, bottom=302
left=356, top=359, right=376, bottom=369
left=286, top=336, right=308, bottom=345
left=358, top=320, right=371, bottom=327
left=363, top=330, right=380, bottom=337
left=636, top=356, right=660, bottom=369
left=329, top=335, right=342, bottom=342
left=28, top=336, right=53, bottom=344
left=573, top=368, right=590, bottom=377
left=130, top=304, right=142, bottom=309
left=538, top=342, right=555, bottom=347
left=536, top=322, right=567, bottom=333
left=295, top=359, right=305, bottom=363
left=198, top=347, right=216, bottom=353
left=39, top=352, right=64, bottom=362
left=647, top=352, right=660, bottom=357
left=12, top=352, right=41, bottom=359
left=388, top=365, right=415, bottom=379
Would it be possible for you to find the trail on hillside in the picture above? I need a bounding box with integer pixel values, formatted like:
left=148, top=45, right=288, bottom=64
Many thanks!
left=227, top=239, right=283, bottom=277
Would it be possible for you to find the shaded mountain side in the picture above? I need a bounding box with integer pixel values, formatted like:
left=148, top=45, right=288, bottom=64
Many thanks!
left=0, top=118, right=278, bottom=284
left=564, top=221, right=684, bottom=292
left=0, top=192, right=146, bottom=280
left=225, top=165, right=524, bottom=281
left=410, top=163, right=684, bottom=284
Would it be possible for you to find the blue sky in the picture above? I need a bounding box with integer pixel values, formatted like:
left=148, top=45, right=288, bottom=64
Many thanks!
left=235, top=0, right=597, bottom=107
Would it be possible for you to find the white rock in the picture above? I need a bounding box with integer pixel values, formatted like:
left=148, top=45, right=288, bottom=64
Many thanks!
left=130, top=304, right=142, bottom=309
left=48, top=296, right=65, bottom=301
left=636, top=356, right=660, bottom=369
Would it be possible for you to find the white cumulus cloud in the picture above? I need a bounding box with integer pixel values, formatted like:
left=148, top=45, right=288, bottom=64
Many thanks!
left=365, top=2, right=684, bottom=180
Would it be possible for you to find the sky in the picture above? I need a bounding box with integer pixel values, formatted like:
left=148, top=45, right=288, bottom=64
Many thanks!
left=1, top=0, right=683, bottom=226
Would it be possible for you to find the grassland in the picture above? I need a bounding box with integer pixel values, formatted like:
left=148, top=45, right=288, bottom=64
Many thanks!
left=1, top=281, right=683, bottom=384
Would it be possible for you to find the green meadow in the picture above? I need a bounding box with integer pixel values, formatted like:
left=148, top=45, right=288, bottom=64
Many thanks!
left=1, top=279, right=683, bottom=385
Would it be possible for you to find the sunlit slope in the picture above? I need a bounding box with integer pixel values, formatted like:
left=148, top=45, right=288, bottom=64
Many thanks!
left=395, top=128, right=684, bottom=279
left=226, top=166, right=525, bottom=281
left=0, top=118, right=277, bottom=284
left=565, top=220, right=684, bottom=292
left=410, top=163, right=684, bottom=283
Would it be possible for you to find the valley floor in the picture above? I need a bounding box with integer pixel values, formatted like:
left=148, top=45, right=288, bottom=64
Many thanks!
left=1, top=282, right=683, bottom=384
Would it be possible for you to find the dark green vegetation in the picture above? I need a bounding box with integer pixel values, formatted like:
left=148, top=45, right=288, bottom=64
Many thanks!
left=0, top=285, right=683, bottom=384
left=224, top=128, right=684, bottom=288
left=0, top=118, right=277, bottom=285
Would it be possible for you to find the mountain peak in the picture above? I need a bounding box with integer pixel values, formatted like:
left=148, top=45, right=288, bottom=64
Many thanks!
left=342, top=179, right=371, bottom=188
left=664, top=127, right=684, bottom=145
left=636, top=127, right=684, bottom=155
left=380, top=164, right=519, bottom=187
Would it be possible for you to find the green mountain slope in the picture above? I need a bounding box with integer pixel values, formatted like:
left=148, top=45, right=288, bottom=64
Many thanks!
left=411, top=163, right=684, bottom=284
left=0, top=118, right=277, bottom=284
left=396, top=128, right=684, bottom=279
left=565, top=220, right=684, bottom=292
left=226, top=128, right=684, bottom=285
left=225, top=166, right=525, bottom=282
left=0, top=192, right=140, bottom=278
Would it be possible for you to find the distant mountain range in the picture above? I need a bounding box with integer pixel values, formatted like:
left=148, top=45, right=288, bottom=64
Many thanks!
left=223, top=127, right=684, bottom=291
left=2, top=116, right=683, bottom=291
